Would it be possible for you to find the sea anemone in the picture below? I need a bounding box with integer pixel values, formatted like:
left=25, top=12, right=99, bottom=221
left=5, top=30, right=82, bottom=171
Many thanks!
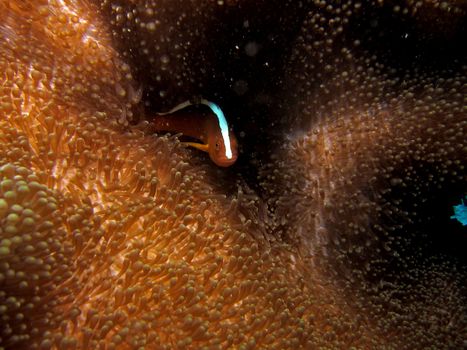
left=0, top=0, right=466, bottom=349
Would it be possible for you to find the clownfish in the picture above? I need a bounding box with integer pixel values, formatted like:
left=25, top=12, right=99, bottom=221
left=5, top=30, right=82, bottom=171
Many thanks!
left=151, top=99, right=238, bottom=167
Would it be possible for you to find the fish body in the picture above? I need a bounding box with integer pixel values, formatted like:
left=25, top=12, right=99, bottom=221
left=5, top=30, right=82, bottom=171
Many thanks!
left=152, top=99, right=238, bottom=167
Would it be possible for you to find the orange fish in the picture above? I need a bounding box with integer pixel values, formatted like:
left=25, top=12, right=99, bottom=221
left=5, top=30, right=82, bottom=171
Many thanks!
left=152, top=99, right=238, bottom=167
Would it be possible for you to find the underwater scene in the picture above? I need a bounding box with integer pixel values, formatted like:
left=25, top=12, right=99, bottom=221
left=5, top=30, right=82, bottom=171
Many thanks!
left=0, top=0, right=466, bottom=349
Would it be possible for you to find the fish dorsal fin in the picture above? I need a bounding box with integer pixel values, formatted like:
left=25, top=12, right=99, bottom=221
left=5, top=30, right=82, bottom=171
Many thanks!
left=156, top=100, right=193, bottom=115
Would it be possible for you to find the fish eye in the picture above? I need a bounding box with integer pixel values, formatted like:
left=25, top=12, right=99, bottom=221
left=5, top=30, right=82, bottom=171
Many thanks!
left=215, top=142, right=220, bottom=151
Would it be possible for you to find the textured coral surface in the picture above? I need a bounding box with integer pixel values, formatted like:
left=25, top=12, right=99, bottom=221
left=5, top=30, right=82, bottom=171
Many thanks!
left=0, top=0, right=466, bottom=349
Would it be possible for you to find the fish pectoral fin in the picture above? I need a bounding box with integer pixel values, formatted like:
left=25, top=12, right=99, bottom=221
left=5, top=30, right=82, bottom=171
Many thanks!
left=183, top=142, right=210, bottom=153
